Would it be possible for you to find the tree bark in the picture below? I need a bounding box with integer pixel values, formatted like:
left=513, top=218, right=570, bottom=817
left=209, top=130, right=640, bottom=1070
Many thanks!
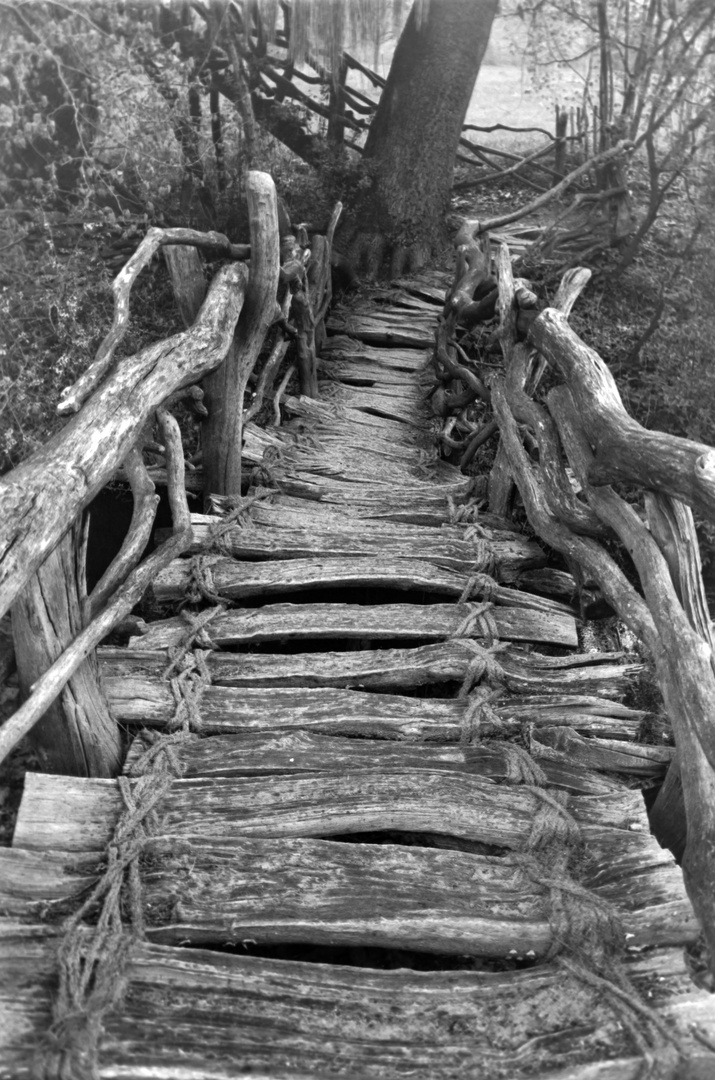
left=348, top=0, right=497, bottom=277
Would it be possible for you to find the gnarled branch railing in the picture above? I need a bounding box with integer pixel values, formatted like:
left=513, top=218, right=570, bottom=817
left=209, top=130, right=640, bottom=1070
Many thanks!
left=443, top=237, right=715, bottom=975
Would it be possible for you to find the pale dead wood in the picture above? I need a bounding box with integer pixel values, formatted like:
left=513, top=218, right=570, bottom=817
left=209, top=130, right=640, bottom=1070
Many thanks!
left=12, top=768, right=657, bottom=854
left=131, top=599, right=578, bottom=651
left=57, top=227, right=248, bottom=414
left=98, top=642, right=641, bottom=696
left=0, top=427, right=191, bottom=768
left=3, top=924, right=711, bottom=1080
left=156, top=408, right=191, bottom=534
left=550, top=387, right=715, bottom=965
left=171, top=512, right=545, bottom=573
left=121, top=730, right=621, bottom=794
left=202, top=171, right=280, bottom=495
left=0, top=261, right=247, bottom=622
left=490, top=380, right=657, bottom=646
left=11, top=524, right=122, bottom=778
left=1, top=830, right=694, bottom=956
left=102, top=679, right=645, bottom=741
left=495, top=249, right=606, bottom=538
left=531, top=308, right=715, bottom=520
left=163, top=244, right=207, bottom=328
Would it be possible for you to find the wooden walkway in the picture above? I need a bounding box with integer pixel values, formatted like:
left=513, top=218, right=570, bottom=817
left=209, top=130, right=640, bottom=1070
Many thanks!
left=2, top=277, right=714, bottom=1077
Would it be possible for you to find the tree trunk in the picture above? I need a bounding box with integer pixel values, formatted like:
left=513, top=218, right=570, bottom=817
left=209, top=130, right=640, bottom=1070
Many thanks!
left=348, top=0, right=497, bottom=278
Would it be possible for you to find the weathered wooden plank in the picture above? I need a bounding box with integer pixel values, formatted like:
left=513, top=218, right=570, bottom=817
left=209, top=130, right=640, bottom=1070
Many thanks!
left=320, top=334, right=429, bottom=371
left=327, top=385, right=428, bottom=426
left=332, top=381, right=424, bottom=406
left=103, top=681, right=645, bottom=741
left=279, top=447, right=460, bottom=486
left=3, top=923, right=713, bottom=1080
left=327, top=311, right=435, bottom=348
left=12, top=768, right=656, bottom=854
left=99, top=643, right=641, bottom=695
left=535, top=727, right=674, bottom=777
left=251, top=493, right=520, bottom=536
left=174, top=516, right=545, bottom=574
left=150, top=554, right=535, bottom=604
left=284, top=391, right=425, bottom=441
left=338, top=303, right=439, bottom=325
left=0, top=832, right=695, bottom=955
left=132, top=600, right=578, bottom=651
left=392, top=274, right=450, bottom=301
left=122, top=730, right=623, bottom=796
left=321, top=358, right=425, bottom=387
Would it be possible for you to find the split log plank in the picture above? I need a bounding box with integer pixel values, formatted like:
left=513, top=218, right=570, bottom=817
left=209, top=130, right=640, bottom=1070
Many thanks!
left=122, top=730, right=623, bottom=795
left=327, top=312, right=435, bottom=348
left=391, top=276, right=448, bottom=302
left=177, top=515, right=545, bottom=574
left=274, top=447, right=460, bottom=486
left=150, top=554, right=541, bottom=603
left=98, top=643, right=640, bottom=694
left=12, top=768, right=668, bottom=858
left=3, top=924, right=712, bottom=1080
left=236, top=502, right=531, bottom=545
left=535, top=727, right=674, bottom=777
left=322, top=359, right=428, bottom=386
left=320, top=335, right=428, bottom=371
left=326, top=385, right=428, bottom=426
left=103, top=682, right=645, bottom=741
left=0, top=833, right=694, bottom=956
left=131, top=600, right=578, bottom=650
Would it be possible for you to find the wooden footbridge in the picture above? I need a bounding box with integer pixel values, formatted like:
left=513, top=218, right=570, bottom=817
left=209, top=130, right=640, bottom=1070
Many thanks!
left=3, top=261, right=715, bottom=1078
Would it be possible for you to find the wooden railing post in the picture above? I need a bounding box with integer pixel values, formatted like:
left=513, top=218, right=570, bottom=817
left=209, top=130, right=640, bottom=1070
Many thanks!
left=12, top=522, right=122, bottom=777
left=202, top=171, right=280, bottom=496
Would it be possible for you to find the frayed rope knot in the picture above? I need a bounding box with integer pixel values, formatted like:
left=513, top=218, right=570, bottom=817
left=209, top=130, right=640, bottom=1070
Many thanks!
left=163, top=647, right=213, bottom=734
left=460, top=686, right=503, bottom=745
left=457, top=571, right=499, bottom=605
left=455, top=638, right=506, bottom=698
left=447, top=495, right=481, bottom=524
left=184, top=555, right=225, bottom=607
left=453, top=600, right=499, bottom=645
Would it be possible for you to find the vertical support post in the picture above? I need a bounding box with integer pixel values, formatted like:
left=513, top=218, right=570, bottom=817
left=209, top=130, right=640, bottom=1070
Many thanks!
left=202, top=171, right=280, bottom=498
left=11, top=522, right=122, bottom=777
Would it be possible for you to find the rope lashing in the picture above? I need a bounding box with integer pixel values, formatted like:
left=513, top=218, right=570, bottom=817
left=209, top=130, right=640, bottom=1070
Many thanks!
left=36, top=592, right=216, bottom=1079
left=460, top=685, right=504, bottom=744
left=164, top=648, right=213, bottom=734
left=457, top=571, right=500, bottom=604
left=454, top=638, right=506, bottom=698
left=184, top=554, right=225, bottom=607
left=247, top=443, right=287, bottom=491
left=447, top=495, right=481, bottom=524
left=35, top=741, right=186, bottom=1080
left=454, top=600, right=499, bottom=645
left=204, top=489, right=272, bottom=555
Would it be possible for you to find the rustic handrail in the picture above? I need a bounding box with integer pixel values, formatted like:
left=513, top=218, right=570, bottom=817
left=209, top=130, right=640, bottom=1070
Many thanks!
left=479, top=243, right=715, bottom=976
